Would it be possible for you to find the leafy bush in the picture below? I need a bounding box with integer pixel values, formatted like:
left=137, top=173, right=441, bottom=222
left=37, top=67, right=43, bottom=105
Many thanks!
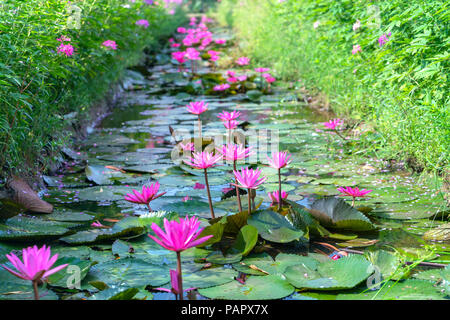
left=0, top=0, right=184, bottom=180
left=216, top=0, right=449, bottom=173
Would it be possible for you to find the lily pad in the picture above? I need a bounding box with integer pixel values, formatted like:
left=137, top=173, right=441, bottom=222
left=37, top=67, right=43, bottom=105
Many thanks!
left=308, top=197, right=375, bottom=231
left=86, top=258, right=170, bottom=289
left=247, top=210, right=304, bottom=243
left=198, top=275, right=294, bottom=300
left=60, top=217, right=144, bottom=244
left=0, top=216, right=78, bottom=242
left=283, top=254, right=374, bottom=290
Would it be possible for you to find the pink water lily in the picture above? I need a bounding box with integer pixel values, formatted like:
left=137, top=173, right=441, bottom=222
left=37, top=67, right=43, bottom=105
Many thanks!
left=172, top=51, right=186, bottom=65
left=2, top=245, right=68, bottom=300
left=337, top=186, right=373, bottom=207
left=149, top=216, right=213, bottom=300
left=233, top=167, right=267, bottom=190
left=223, top=119, right=238, bottom=130
left=254, top=67, right=270, bottom=73
left=183, top=151, right=222, bottom=170
left=217, top=110, right=241, bottom=122
left=267, top=151, right=291, bottom=210
left=216, top=143, right=253, bottom=162
left=124, top=182, right=166, bottom=212
left=184, top=151, right=222, bottom=218
left=149, top=216, right=212, bottom=252
left=267, top=151, right=291, bottom=169
left=265, top=76, right=276, bottom=84
left=179, top=141, right=195, bottom=152
left=186, top=101, right=208, bottom=115
left=233, top=167, right=267, bottom=214
left=217, top=144, right=254, bottom=212
left=194, top=182, right=205, bottom=189
left=236, top=57, right=250, bottom=66
left=213, top=83, right=230, bottom=91
left=187, top=101, right=208, bottom=139
left=268, top=190, right=288, bottom=206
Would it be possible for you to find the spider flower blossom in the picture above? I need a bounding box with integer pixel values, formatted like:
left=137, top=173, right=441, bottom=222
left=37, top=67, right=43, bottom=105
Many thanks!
left=267, top=151, right=292, bottom=169
left=2, top=245, right=68, bottom=282
left=186, top=101, right=208, bottom=115
left=233, top=167, right=267, bottom=189
left=378, top=32, right=391, bottom=47
left=136, top=19, right=149, bottom=28
left=183, top=151, right=222, bottom=169
left=352, top=44, right=362, bottom=55
left=102, top=40, right=118, bottom=50
left=57, top=43, right=74, bottom=57
left=216, top=143, right=253, bottom=161
left=148, top=216, right=213, bottom=252
left=323, top=118, right=343, bottom=130
left=124, top=183, right=166, bottom=207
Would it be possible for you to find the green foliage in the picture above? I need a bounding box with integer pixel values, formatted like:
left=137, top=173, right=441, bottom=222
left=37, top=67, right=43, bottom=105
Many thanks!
left=216, top=0, right=449, bottom=172
left=0, top=0, right=184, bottom=178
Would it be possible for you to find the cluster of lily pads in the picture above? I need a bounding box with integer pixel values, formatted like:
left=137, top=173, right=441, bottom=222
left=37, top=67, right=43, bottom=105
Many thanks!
left=0, top=15, right=448, bottom=301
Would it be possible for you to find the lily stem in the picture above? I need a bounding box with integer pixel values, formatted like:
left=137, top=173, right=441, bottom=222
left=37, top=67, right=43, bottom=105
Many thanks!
left=198, top=116, right=202, bottom=140
left=32, top=280, right=39, bottom=300
left=247, top=188, right=252, bottom=216
left=233, top=161, right=242, bottom=212
left=278, top=168, right=282, bottom=211
left=176, top=251, right=183, bottom=301
left=204, top=168, right=215, bottom=219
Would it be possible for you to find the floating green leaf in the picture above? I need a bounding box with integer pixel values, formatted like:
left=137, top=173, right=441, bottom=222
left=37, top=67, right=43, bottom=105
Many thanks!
left=198, top=275, right=294, bottom=300
left=247, top=210, right=304, bottom=243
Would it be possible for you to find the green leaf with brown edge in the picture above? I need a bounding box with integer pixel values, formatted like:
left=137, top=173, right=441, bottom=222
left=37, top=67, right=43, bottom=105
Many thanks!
left=308, top=197, right=375, bottom=231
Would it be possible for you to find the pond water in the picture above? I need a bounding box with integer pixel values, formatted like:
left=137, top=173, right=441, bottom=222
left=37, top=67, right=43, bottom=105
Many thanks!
left=0, top=24, right=448, bottom=301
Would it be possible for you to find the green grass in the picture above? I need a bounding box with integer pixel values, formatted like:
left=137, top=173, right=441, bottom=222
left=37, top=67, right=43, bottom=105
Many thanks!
left=0, top=0, right=186, bottom=181
left=215, top=0, right=449, bottom=174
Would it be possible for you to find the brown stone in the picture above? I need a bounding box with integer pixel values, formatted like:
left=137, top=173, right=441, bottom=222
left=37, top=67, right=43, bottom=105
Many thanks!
left=7, top=177, right=53, bottom=213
